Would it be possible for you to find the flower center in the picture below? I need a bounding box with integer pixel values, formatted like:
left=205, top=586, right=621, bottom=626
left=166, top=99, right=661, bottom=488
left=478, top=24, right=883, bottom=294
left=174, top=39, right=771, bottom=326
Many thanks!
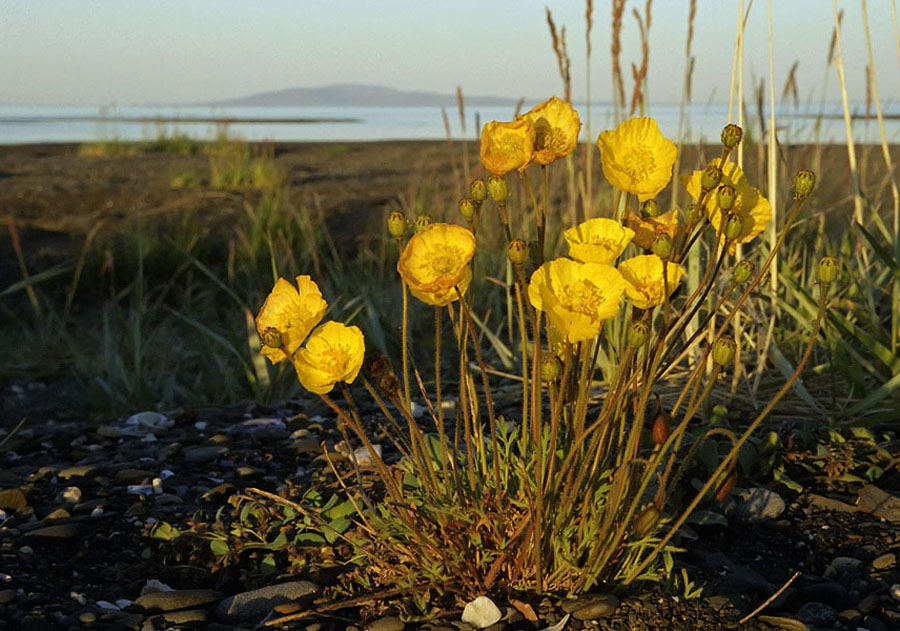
left=623, top=146, right=656, bottom=182
left=533, top=118, right=552, bottom=151
left=320, top=345, right=350, bottom=374
left=561, top=280, right=605, bottom=316
left=425, top=250, right=460, bottom=276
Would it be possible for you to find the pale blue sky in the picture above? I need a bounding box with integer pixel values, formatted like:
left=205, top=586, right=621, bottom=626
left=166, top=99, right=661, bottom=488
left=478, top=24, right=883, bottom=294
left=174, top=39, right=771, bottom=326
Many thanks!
left=1, top=1, right=898, bottom=106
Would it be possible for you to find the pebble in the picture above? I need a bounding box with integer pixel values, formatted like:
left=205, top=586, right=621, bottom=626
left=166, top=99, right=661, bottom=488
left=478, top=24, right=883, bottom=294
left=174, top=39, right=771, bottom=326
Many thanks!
left=214, top=581, right=319, bottom=622
left=757, top=615, right=810, bottom=631
left=44, top=508, right=71, bottom=521
left=135, top=589, right=220, bottom=612
left=148, top=608, right=207, bottom=625
left=828, top=555, right=864, bottom=576
left=871, top=552, right=896, bottom=570
left=563, top=593, right=620, bottom=620
left=724, top=487, right=786, bottom=523
left=183, top=445, right=228, bottom=464
left=57, top=465, right=100, bottom=480
left=114, top=469, right=155, bottom=486
left=60, top=486, right=82, bottom=505
left=20, top=524, right=80, bottom=542
left=0, top=590, right=15, bottom=604
left=858, top=593, right=881, bottom=614
left=368, top=615, right=405, bottom=631
left=0, top=489, right=27, bottom=511
left=798, top=580, right=846, bottom=604
left=461, top=596, right=502, bottom=629
left=795, top=601, right=838, bottom=627
left=890, top=583, right=900, bottom=602
left=78, top=611, right=98, bottom=624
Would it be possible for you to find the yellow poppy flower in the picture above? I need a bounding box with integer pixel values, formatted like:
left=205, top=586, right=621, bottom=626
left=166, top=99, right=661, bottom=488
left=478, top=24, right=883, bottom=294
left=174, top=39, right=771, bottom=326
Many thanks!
left=397, top=223, right=476, bottom=306
left=564, top=217, right=635, bottom=264
left=624, top=208, right=680, bottom=250
left=480, top=119, right=535, bottom=175
left=519, top=96, right=582, bottom=165
left=255, top=275, right=328, bottom=364
left=681, top=160, right=771, bottom=254
left=618, top=254, right=685, bottom=310
left=596, top=117, right=677, bottom=201
left=528, top=258, right=626, bottom=343
left=292, top=321, right=365, bottom=394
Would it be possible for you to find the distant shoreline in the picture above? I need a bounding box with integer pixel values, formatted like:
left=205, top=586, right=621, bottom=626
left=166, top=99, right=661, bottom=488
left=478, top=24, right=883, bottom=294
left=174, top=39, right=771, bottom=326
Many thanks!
left=0, top=115, right=363, bottom=125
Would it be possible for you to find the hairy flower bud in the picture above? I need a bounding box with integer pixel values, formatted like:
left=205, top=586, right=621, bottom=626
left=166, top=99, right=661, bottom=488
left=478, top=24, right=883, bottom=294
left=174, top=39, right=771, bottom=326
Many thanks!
left=487, top=175, right=509, bottom=203
left=634, top=504, right=661, bottom=537
left=387, top=211, right=407, bottom=238
left=541, top=355, right=562, bottom=382
left=627, top=321, right=651, bottom=347
left=714, top=470, right=737, bottom=502
left=685, top=203, right=704, bottom=227
left=651, top=233, right=673, bottom=260
left=414, top=214, right=432, bottom=233
left=470, top=178, right=489, bottom=203
left=364, top=354, right=390, bottom=377
left=377, top=373, right=401, bottom=397
left=793, top=170, right=816, bottom=201
left=652, top=409, right=671, bottom=445
left=508, top=239, right=528, bottom=266
left=701, top=165, right=723, bottom=191
left=640, top=198, right=661, bottom=218
left=817, top=256, right=840, bottom=285
left=721, top=124, right=743, bottom=149
left=712, top=338, right=737, bottom=366
left=723, top=211, right=744, bottom=240
left=458, top=198, right=477, bottom=220
left=716, top=185, right=736, bottom=211
left=732, top=260, right=755, bottom=285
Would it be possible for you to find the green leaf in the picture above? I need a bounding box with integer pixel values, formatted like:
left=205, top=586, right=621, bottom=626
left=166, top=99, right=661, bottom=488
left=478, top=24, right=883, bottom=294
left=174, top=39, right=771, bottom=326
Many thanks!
left=323, top=499, right=358, bottom=521
left=295, top=532, right=326, bottom=545
left=773, top=467, right=804, bottom=493
left=269, top=532, right=288, bottom=549
left=260, top=554, right=278, bottom=575
left=686, top=510, right=728, bottom=526
left=149, top=521, right=180, bottom=541
left=855, top=222, right=900, bottom=279
left=210, top=539, right=230, bottom=556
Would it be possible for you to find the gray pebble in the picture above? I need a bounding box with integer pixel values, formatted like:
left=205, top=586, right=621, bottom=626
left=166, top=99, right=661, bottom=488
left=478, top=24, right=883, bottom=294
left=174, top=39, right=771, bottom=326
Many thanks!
left=367, top=615, right=405, bottom=631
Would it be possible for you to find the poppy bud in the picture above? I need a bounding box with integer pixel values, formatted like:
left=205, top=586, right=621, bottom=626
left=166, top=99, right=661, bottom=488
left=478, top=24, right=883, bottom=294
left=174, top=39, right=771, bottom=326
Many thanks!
left=685, top=203, right=704, bottom=227
left=377, top=373, right=401, bottom=397
left=541, top=356, right=562, bottom=382
left=508, top=239, right=528, bottom=266
left=793, top=170, right=816, bottom=201
left=701, top=165, right=723, bottom=192
left=732, top=260, right=754, bottom=285
left=721, top=124, right=743, bottom=149
left=634, top=504, right=661, bottom=537
left=651, top=233, right=673, bottom=260
left=641, top=198, right=661, bottom=218
left=458, top=198, right=477, bottom=220
left=414, top=214, right=432, bottom=233
left=364, top=354, right=390, bottom=377
left=627, top=321, right=650, bottom=347
left=712, top=338, right=736, bottom=366
left=487, top=175, right=509, bottom=202
left=387, top=211, right=407, bottom=238
left=716, top=185, right=736, bottom=211
left=470, top=178, right=489, bottom=203
left=651, top=409, right=671, bottom=445
left=714, top=470, right=737, bottom=502
left=724, top=211, right=744, bottom=240
left=817, top=256, right=839, bottom=285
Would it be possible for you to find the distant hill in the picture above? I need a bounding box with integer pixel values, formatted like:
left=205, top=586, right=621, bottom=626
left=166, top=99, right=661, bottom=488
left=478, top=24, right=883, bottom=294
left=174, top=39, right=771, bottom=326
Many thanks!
left=218, top=83, right=523, bottom=107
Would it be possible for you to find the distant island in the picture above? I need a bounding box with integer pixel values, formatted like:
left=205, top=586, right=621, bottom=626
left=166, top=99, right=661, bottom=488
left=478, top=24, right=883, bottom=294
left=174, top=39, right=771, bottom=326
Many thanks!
left=216, top=83, right=524, bottom=108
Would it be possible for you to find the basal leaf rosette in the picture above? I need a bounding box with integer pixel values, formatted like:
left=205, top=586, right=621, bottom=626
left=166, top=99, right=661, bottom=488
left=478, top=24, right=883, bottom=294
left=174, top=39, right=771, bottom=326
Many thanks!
left=255, top=275, right=328, bottom=364
left=564, top=217, right=635, bottom=264
left=519, top=96, right=582, bottom=165
left=618, top=254, right=685, bottom=310
left=624, top=208, right=680, bottom=250
left=597, top=117, right=677, bottom=201
left=397, top=223, right=476, bottom=306
left=528, top=258, right=626, bottom=343
left=292, top=321, right=365, bottom=394
left=682, top=160, right=772, bottom=254
left=480, top=119, right=535, bottom=175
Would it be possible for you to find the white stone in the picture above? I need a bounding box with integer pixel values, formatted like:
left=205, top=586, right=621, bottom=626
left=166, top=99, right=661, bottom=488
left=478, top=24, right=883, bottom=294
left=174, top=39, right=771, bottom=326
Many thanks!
left=890, top=583, right=900, bottom=602
left=61, top=486, right=82, bottom=505
left=462, top=596, right=502, bottom=629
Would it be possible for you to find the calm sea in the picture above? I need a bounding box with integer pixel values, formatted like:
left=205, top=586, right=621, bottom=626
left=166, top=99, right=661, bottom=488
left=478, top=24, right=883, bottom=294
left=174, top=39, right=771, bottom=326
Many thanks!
left=0, top=102, right=897, bottom=145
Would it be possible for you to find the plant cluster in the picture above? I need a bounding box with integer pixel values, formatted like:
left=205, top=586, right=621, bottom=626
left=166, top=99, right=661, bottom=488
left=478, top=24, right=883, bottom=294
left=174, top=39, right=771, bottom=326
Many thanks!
left=252, top=96, right=838, bottom=601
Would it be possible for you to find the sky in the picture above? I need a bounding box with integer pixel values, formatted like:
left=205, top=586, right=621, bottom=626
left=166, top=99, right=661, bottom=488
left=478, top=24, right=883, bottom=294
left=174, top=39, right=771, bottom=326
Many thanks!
left=1, top=1, right=899, bottom=107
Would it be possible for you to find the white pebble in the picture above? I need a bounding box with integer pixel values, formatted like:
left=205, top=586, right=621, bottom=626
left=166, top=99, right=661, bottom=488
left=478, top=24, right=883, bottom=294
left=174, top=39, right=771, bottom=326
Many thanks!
left=61, top=486, right=82, bottom=505
left=18, top=546, right=33, bottom=555
left=70, top=591, right=87, bottom=605
left=90, top=507, right=104, bottom=518
left=462, top=596, right=502, bottom=629
left=151, top=477, right=164, bottom=494
left=890, top=583, right=900, bottom=602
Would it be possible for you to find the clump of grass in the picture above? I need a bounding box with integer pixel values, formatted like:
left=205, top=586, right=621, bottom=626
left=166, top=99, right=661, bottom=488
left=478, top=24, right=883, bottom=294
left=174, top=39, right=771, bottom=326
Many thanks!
left=209, top=140, right=285, bottom=190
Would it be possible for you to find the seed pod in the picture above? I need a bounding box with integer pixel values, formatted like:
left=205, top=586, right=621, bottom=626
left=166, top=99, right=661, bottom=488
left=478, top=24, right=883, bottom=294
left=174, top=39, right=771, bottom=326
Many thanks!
left=724, top=211, right=744, bottom=240
left=487, top=175, right=509, bottom=202
left=377, top=373, right=401, bottom=397
left=628, top=321, right=651, bottom=347
left=732, top=260, right=754, bottom=285
left=651, top=408, right=671, bottom=446
left=641, top=198, right=661, bottom=218
left=651, top=233, right=673, bottom=260
left=721, top=124, right=743, bottom=149
left=684, top=203, right=704, bottom=227
left=414, top=214, right=432, bottom=233
left=716, top=185, right=736, bottom=211
left=712, top=338, right=737, bottom=366
left=387, top=211, right=407, bottom=238
left=508, top=239, right=528, bottom=266
left=634, top=504, right=661, bottom=537
left=817, top=256, right=839, bottom=285
left=793, top=170, right=816, bottom=201
left=470, top=178, right=489, bottom=203
left=541, top=355, right=562, bottom=382
left=701, top=165, right=723, bottom=191
left=364, top=354, right=390, bottom=377
left=458, top=198, right=477, bottom=220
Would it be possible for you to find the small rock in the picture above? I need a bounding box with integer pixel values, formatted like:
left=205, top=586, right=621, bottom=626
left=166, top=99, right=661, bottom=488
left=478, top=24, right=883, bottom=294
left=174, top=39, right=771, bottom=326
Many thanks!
left=461, top=596, right=502, bottom=629
left=61, top=486, right=82, bottom=505
left=798, top=580, right=846, bottom=605
left=724, top=487, right=786, bottom=523
left=149, top=609, right=207, bottom=625
left=0, top=589, right=15, bottom=604
left=871, top=553, right=896, bottom=570
left=828, top=556, right=864, bottom=577
left=368, top=615, right=405, bottom=631
left=227, top=418, right=287, bottom=441
left=183, top=445, right=228, bottom=465
left=214, top=581, right=318, bottom=622
left=20, top=524, right=80, bottom=542
left=757, top=615, right=809, bottom=631
left=114, top=469, right=155, bottom=485
left=565, top=593, right=619, bottom=620
left=857, top=486, right=900, bottom=522
left=58, top=465, right=100, bottom=480
left=78, top=611, right=98, bottom=624
left=890, top=583, right=900, bottom=602
left=0, top=489, right=27, bottom=511
left=44, top=507, right=71, bottom=521
left=795, top=601, right=838, bottom=627
left=861, top=614, right=889, bottom=631
left=135, top=589, right=220, bottom=612
left=858, top=593, right=881, bottom=614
